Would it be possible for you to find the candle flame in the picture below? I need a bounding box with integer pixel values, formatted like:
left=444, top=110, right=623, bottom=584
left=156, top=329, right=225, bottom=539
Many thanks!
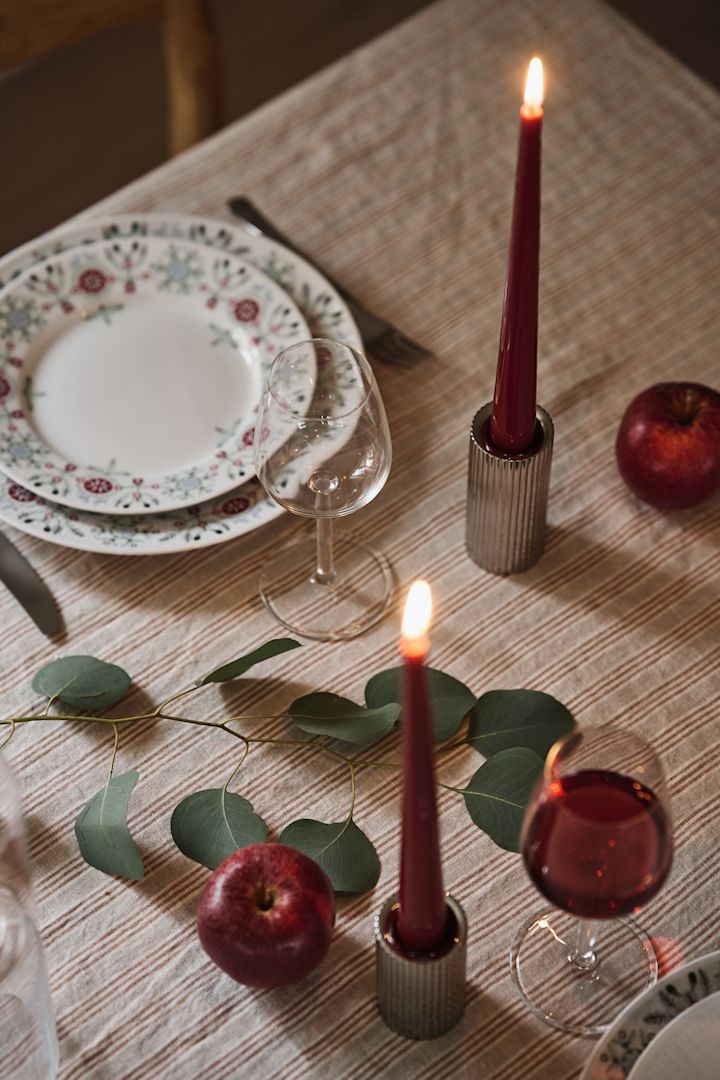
left=402, top=580, right=433, bottom=640
left=523, top=57, right=544, bottom=114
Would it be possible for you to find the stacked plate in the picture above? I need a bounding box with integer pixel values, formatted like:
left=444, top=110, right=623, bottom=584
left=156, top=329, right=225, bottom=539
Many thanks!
left=581, top=949, right=720, bottom=1080
left=0, top=214, right=362, bottom=554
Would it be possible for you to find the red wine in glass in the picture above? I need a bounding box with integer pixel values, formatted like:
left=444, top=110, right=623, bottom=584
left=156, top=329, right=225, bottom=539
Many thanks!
left=510, top=726, right=674, bottom=1037
left=522, top=768, right=673, bottom=919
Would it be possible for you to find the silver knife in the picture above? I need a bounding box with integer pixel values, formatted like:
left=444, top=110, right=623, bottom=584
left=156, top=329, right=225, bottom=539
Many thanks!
left=0, top=530, right=61, bottom=637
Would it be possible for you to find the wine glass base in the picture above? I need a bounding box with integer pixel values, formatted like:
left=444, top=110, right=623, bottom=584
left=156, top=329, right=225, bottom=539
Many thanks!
left=509, top=908, right=658, bottom=1037
left=259, top=533, right=393, bottom=641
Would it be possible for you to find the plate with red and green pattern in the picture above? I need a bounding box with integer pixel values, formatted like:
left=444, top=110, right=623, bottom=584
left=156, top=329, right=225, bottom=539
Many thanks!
left=0, top=213, right=362, bottom=553
left=0, top=235, right=311, bottom=515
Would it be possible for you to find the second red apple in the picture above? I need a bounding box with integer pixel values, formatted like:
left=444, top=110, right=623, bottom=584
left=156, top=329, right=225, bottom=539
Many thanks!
left=616, top=382, right=720, bottom=510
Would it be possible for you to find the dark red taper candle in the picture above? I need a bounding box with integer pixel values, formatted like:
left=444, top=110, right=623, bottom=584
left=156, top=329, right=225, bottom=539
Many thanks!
left=491, top=57, right=544, bottom=453
left=396, top=581, right=447, bottom=952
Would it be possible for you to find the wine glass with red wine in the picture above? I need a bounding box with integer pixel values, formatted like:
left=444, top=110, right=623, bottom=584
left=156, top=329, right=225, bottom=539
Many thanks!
left=510, top=726, right=673, bottom=1036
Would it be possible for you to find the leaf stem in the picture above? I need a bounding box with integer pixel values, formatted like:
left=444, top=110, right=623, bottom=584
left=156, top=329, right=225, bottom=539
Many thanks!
left=243, top=734, right=348, bottom=764
left=222, top=740, right=250, bottom=794
left=43, top=690, right=62, bottom=718
left=437, top=738, right=468, bottom=753
left=106, top=724, right=120, bottom=785
left=346, top=763, right=356, bottom=823
left=0, top=719, right=15, bottom=751
left=352, top=758, right=399, bottom=770
left=155, top=684, right=202, bottom=715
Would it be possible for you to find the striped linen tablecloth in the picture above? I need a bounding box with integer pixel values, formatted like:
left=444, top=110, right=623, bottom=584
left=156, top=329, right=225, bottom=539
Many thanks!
left=2, top=0, right=719, bottom=1075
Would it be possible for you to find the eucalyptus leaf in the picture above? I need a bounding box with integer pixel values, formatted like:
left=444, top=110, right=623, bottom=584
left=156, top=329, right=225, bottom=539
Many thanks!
left=468, top=690, right=575, bottom=758
left=279, top=818, right=380, bottom=893
left=461, top=748, right=543, bottom=852
left=200, top=638, right=301, bottom=685
left=171, top=788, right=267, bottom=870
left=74, top=770, right=144, bottom=880
left=365, top=666, right=475, bottom=741
left=289, top=693, right=399, bottom=746
left=32, top=655, right=131, bottom=711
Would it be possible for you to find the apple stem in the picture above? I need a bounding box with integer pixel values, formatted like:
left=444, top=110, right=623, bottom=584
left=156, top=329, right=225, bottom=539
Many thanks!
left=673, top=386, right=700, bottom=425
left=255, top=886, right=276, bottom=911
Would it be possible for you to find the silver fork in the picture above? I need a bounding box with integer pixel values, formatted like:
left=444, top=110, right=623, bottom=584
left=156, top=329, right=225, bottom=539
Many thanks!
left=227, top=197, right=434, bottom=367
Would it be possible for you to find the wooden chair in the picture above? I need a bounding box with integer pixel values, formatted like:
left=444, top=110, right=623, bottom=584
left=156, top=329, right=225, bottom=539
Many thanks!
left=0, top=0, right=222, bottom=155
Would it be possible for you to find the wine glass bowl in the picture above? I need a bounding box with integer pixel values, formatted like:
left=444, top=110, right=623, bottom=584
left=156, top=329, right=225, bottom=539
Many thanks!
left=522, top=728, right=673, bottom=920
left=255, top=339, right=390, bottom=517
left=510, top=726, right=674, bottom=1036
left=253, top=339, right=393, bottom=639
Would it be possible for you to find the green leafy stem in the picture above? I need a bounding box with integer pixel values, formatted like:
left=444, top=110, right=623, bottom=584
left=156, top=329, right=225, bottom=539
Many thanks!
left=2, top=640, right=575, bottom=895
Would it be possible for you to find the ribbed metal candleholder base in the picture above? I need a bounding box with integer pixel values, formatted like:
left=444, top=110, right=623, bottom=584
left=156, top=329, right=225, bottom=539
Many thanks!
left=374, top=894, right=467, bottom=1040
left=466, top=402, right=554, bottom=575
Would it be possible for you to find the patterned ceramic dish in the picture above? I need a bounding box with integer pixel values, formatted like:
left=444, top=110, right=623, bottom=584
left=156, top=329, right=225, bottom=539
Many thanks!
left=0, top=213, right=362, bottom=554
left=580, top=949, right=720, bottom=1080
left=627, top=992, right=720, bottom=1080
left=0, top=473, right=281, bottom=555
left=0, top=236, right=310, bottom=514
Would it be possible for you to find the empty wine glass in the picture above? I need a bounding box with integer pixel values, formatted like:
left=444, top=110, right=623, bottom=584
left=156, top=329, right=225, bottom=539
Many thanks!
left=0, top=753, right=58, bottom=1078
left=253, top=339, right=392, bottom=640
left=510, top=726, right=673, bottom=1036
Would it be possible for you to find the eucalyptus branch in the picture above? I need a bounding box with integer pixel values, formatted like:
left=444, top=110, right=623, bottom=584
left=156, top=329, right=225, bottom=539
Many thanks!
left=1, top=713, right=152, bottom=727
left=10, top=640, right=572, bottom=893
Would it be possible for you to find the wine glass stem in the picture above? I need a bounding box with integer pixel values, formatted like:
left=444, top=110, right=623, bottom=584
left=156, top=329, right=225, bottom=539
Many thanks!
left=313, top=517, right=336, bottom=586
left=569, top=919, right=598, bottom=971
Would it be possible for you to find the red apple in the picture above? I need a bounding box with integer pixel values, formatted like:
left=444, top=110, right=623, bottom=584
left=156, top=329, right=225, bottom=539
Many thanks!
left=616, top=382, right=720, bottom=510
left=197, top=843, right=335, bottom=989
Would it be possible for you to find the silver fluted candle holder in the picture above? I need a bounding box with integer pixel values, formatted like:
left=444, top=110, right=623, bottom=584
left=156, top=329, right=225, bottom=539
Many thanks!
left=374, top=894, right=467, bottom=1040
left=466, top=402, right=554, bottom=575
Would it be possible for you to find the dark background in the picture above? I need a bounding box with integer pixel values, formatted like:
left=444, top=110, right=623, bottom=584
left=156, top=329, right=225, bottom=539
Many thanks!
left=0, top=0, right=717, bottom=255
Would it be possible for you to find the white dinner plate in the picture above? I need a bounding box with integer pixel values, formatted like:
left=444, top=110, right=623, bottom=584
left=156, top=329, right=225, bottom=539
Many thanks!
left=581, top=949, right=720, bottom=1080
left=0, top=235, right=310, bottom=514
left=0, top=213, right=362, bottom=554
left=628, top=991, right=720, bottom=1080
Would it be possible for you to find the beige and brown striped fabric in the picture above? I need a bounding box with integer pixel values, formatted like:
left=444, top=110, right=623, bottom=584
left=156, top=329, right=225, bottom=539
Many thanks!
left=2, top=0, right=719, bottom=1075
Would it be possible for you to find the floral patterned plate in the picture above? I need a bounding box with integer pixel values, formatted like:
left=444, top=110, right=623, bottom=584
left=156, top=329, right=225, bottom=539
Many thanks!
left=0, top=212, right=361, bottom=554
left=0, top=473, right=281, bottom=556
left=580, top=949, right=720, bottom=1080
left=0, top=236, right=311, bottom=514
left=627, top=992, right=720, bottom=1080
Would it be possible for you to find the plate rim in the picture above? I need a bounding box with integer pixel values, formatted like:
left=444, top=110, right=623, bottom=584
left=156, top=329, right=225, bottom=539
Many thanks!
left=580, top=948, right=720, bottom=1080
left=624, top=989, right=720, bottom=1080
left=0, top=473, right=285, bottom=557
